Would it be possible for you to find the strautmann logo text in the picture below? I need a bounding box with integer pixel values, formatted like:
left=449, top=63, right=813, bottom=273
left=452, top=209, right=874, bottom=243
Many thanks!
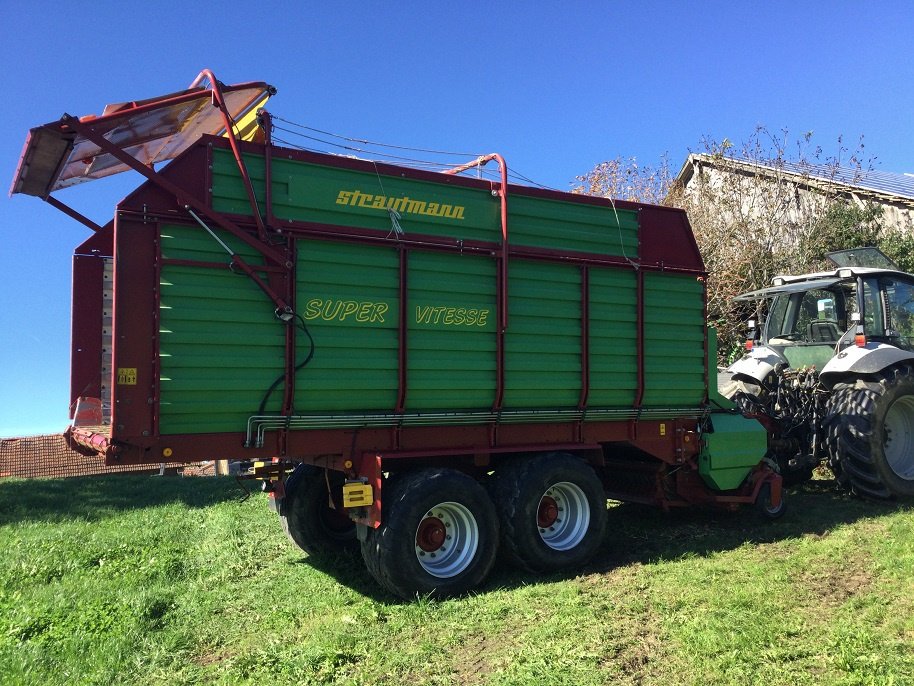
left=335, top=190, right=466, bottom=220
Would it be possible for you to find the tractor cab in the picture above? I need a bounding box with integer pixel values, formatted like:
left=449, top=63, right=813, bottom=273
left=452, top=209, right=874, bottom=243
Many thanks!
left=734, top=248, right=914, bottom=379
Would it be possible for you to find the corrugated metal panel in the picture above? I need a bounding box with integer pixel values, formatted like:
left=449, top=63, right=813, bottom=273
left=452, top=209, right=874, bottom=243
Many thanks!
left=504, top=261, right=581, bottom=408
left=641, top=273, right=706, bottom=407
left=210, top=149, right=641, bottom=256
left=588, top=268, right=638, bottom=407
left=773, top=160, right=914, bottom=201
left=170, top=151, right=715, bottom=435
left=510, top=195, right=639, bottom=257
left=406, top=252, right=496, bottom=410
left=295, top=240, right=400, bottom=412
left=158, top=224, right=286, bottom=435
left=722, top=155, right=914, bottom=202
left=211, top=150, right=502, bottom=243
left=159, top=222, right=263, bottom=262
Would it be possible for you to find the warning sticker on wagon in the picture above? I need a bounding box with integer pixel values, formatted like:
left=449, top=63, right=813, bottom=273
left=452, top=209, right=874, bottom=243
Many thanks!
left=117, top=368, right=137, bottom=385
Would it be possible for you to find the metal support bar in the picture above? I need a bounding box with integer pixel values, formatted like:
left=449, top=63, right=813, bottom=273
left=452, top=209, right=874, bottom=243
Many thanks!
left=443, top=154, right=509, bottom=331
left=579, top=266, right=590, bottom=411
left=281, top=240, right=298, bottom=418
left=635, top=270, right=646, bottom=408
left=396, top=246, right=409, bottom=414
left=185, top=208, right=291, bottom=315
left=443, top=153, right=509, bottom=413
left=194, top=69, right=269, bottom=242
left=259, top=110, right=276, bottom=227
left=43, top=195, right=103, bottom=233
left=59, top=114, right=288, bottom=267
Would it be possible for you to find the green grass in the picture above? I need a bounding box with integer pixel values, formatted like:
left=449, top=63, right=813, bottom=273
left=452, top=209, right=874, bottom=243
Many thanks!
left=1, top=475, right=913, bottom=685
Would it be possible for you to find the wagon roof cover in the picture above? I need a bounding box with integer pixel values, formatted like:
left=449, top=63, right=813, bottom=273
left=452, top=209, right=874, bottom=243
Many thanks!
left=10, top=73, right=273, bottom=198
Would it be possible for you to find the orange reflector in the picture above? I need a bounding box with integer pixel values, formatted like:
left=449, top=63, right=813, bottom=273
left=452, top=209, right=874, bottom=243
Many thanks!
left=855, top=334, right=867, bottom=347
left=745, top=339, right=754, bottom=351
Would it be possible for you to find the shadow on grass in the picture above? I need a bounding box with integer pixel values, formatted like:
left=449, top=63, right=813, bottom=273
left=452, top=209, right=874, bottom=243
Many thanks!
left=300, top=478, right=912, bottom=603
left=503, top=478, right=911, bottom=590
left=0, top=474, right=248, bottom=526
left=295, top=553, right=395, bottom=602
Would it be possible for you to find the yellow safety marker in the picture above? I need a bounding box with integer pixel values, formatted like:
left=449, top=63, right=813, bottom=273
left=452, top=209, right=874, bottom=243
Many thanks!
left=343, top=482, right=373, bottom=508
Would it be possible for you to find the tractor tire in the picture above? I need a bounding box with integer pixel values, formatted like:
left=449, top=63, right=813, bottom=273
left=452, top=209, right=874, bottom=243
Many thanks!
left=360, top=469, right=499, bottom=599
left=280, top=464, right=358, bottom=556
left=822, top=383, right=854, bottom=491
left=825, top=365, right=914, bottom=499
left=491, top=453, right=607, bottom=573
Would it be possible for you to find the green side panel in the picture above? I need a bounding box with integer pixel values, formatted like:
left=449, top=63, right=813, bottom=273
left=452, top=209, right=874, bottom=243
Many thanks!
left=158, top=226, right=286, bottom=435
left=504, top=261, right=581, bottom=408
left=641, top=272, right=706, bottom=407
left=588, top=268, right=638, bottom=407
left=707, top=327, right=736, bottom=410
left=160, top=221, right=264, bottom=263
left=406, top=252, right=497, bottom=410
left=294, top=240, right=400, bottom=412
left=212, top=149, right=501, bottom=243
left=510, top=194, right=639, bottom=257
left=700, top=412, right=768, bottom=490
left=210, top=149, right=639, bottom=257
left=782, top=345, right=835, bottom=370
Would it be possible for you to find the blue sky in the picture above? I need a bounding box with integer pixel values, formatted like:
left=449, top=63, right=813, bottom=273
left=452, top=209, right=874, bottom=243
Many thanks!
left=2, top=1, right=913, bottom=437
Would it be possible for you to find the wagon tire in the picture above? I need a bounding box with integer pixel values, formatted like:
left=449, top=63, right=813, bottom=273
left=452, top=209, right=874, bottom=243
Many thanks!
left=492, top=453, right=607, bottom=573
left=826, top=365, right=914, bottom=499
left=280, top=464, right=358, bottom=556
left=360, top=469, right=499, bottom=599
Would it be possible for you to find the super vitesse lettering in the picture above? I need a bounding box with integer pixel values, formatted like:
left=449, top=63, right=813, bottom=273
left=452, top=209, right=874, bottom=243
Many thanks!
left=303, top=299, right=389, bottom=323
left=415, top=306, right=489, bottom=328
left=336, top=190, right=465, bottom=220
left=302, top=298, right=491, bottom=329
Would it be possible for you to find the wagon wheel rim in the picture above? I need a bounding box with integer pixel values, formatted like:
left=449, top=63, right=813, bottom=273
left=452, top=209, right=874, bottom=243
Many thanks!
left=884, top=395, right=914, bottom=480
left=536, top=481, right=590, bottom=551
left=414, top=501, right=479, bottom=578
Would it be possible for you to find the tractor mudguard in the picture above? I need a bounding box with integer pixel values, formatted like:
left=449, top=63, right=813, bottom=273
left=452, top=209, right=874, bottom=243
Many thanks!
left=820, top=343, right=914, bottom=387
left=728, top=346, right=785, bottom=387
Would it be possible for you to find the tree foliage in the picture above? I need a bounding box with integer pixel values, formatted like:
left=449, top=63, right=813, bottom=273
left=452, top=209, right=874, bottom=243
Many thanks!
left=576, top=127, right=913, bottom=363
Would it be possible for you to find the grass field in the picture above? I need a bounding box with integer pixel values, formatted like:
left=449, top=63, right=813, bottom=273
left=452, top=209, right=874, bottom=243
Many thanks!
left=1, top=473, right=912, bottom=685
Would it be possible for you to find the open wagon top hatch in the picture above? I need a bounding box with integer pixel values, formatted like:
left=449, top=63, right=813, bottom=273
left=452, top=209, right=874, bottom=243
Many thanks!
left=10, top=70, right=274, bottom=198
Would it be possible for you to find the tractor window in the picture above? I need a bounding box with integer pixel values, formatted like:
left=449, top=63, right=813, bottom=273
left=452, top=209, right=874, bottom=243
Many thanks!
left=881, top=279, right=914, bottom=351
left=766, top=295, right=791, bottom=339
left=795, top=289, right=842, bottom=343
left=766, top=288, right=844, bottom=344
left=860, top=279, right=882, bottom=334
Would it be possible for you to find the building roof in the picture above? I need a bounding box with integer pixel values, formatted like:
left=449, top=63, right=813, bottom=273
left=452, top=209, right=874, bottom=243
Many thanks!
left=676, top=153, right=914, bottom=206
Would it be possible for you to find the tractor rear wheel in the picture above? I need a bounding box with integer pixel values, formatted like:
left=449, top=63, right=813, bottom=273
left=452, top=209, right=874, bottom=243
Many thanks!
left=826, top=365, right=914, bottom=499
